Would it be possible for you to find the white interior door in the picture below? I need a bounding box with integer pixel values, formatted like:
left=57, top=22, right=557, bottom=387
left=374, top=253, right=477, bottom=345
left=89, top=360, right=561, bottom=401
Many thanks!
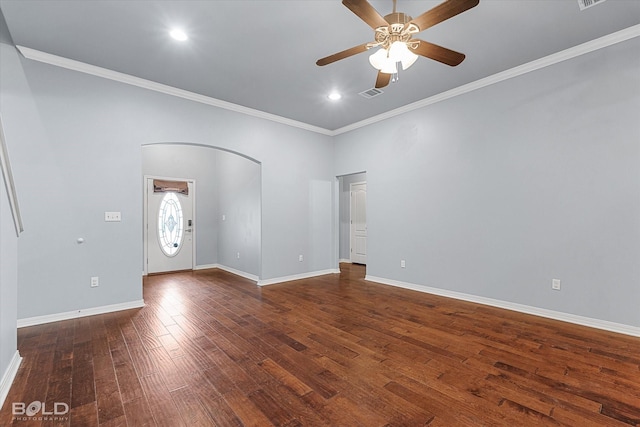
left=146, top=178, right=194, bottom=274
left=350, top=182, right=367, bottom=265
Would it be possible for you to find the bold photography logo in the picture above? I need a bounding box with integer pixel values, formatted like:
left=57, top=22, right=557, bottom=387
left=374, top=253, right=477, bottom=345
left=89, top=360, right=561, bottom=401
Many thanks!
left=12, top=401, right=69, bottom=419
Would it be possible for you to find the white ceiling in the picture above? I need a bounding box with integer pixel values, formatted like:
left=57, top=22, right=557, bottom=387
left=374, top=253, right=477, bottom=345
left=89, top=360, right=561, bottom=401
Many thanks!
left=1, top=0, right=639, bottom=131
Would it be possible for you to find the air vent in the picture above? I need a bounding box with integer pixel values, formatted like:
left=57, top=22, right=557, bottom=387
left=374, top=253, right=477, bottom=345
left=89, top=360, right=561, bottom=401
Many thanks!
left=359, top=88, right=384, bottom=99
left=578, top=0, right=608, bottom=11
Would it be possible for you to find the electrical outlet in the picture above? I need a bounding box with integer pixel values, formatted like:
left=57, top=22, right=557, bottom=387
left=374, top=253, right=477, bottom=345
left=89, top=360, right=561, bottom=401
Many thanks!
left=236, top=252, right=240, bottom=259
left=299, top=254, right=303, bottom=262
left=401, top=260, right=406, bottom=268
left=91, top=276, right=99, bottom=287
left=552, top=279, right=561, bottom=291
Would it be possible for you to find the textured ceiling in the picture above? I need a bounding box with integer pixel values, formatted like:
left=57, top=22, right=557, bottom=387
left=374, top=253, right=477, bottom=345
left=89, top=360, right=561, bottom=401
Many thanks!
left=1, top=0, right=639, bottom=131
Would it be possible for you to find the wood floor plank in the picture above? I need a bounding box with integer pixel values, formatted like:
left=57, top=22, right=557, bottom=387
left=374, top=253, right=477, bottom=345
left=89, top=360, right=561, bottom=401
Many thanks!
left=138, top=372, right=186, bottom=427
left=145, top=346, right=187, bottom=393
left=122, top=396, right=155, bottom=427
left=69, top=402, right=98, bottom=427
left=257, top=358, right=313, bottom=397
left=119, top=320, right=157, bottom=378
left=169, top=386, right=215, bottom=426
left=4, top=264, right=639, bottom=426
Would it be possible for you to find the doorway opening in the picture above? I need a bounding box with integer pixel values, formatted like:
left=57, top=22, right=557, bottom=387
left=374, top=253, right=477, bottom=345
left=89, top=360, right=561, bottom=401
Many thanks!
left=337, top=172, right=367, bottom=274
left=142, top=143, right=261, bottom=280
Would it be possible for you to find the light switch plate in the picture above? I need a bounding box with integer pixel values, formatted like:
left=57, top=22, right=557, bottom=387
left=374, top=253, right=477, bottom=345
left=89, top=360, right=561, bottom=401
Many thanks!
left=105, top=211, right=121, bottom=222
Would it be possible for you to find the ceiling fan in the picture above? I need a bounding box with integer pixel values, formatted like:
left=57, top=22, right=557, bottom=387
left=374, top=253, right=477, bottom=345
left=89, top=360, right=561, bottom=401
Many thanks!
left=316, top=0, right=479, bottom=89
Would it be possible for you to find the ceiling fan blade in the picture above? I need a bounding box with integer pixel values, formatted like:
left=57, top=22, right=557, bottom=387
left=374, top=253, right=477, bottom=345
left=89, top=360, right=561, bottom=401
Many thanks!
left=316, top=43, right=370, bottom=66
left=342, top=0, right=389, bottom=29
left=410, top=39, right=466, bottom=66
left=375, top=71, right=391, bottom=88
left=407, top=0, right=479, bottom=32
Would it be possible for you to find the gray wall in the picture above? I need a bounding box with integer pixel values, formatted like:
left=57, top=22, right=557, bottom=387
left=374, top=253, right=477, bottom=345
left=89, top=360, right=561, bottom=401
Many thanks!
left=1, top=42, right=334, bottom=320
left=0, top=13, right=19, bottom=397
left=338, top=172, right=366, bottom=261
left=217, top=150, right=261, bottom=276
left=0, top=152, right=19, bottom=404
left=334, top=37, right=640, bottom=327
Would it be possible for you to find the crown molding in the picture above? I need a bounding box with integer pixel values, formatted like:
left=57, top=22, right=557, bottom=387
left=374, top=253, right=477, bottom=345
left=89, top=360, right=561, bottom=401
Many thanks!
left=332, top=24, right=640, bottom=136
left=15, top=45, right=333, bottom=136
left=16, top=24, right=639, bottom=137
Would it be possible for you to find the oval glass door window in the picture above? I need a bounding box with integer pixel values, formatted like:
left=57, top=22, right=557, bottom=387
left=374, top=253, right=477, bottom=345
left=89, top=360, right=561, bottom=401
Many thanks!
left=157, top=192, right=184, bottom=256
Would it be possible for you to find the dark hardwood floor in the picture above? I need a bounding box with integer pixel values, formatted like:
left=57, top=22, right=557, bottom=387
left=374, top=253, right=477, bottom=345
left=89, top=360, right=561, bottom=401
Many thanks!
left=1, top=263, right=639, bottom=426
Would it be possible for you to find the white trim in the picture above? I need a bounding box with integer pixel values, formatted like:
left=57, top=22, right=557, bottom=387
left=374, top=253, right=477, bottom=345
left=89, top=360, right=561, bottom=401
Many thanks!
left=16, top=25, right=639, bottom=136
left=194, top=263, right=219, bottom=271
left=258, top=269, right=339, bottom=287
left=332, top=25, right=640, bottom=135
left=0, top=115, right=23, bottom=236
left=339, top=259, right=352, bottom=264
left=365, top=275, right=640, bottom=338
left=17, top=299, right=145, bottom=328
left=15, top=46, right=332, bottom=136
left=0, top=351, right=22, bottom=410
left=194, top=263, right=259, bottom=282
left=215, top=265, right=258, bottom=282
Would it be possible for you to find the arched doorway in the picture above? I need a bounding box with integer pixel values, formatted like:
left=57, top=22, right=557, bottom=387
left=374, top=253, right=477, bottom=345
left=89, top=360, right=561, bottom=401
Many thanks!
left=142, top=143, right=261, bottom=280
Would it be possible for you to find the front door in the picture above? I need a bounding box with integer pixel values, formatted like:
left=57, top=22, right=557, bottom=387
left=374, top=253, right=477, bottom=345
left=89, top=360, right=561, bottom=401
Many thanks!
left=350, top=182, right=367, bottom=265
left=146, top=177, right=194, bottom=274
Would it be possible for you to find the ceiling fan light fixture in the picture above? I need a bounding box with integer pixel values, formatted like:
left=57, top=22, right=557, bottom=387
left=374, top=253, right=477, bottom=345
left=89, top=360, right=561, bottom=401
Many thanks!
left=317, top=0, right=478, bottom=89
left=368, top=48, right=387, bottom=69
left=369, top=48, right=398, bottom=74
left=380, top=59, right=398, bottom=75
left=389, top=41, right=419, bottom=70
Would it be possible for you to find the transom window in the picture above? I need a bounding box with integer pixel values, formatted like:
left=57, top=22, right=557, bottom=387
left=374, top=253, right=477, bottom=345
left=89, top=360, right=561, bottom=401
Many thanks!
left=157, top=192, right=184, bottom=256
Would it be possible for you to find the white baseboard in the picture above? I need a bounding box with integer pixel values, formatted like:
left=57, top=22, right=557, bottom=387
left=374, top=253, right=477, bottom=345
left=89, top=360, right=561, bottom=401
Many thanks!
left=17, top=299, right=145, bottom=328
left=339, top=259, right=352, bottom=264
left=258, top=269, right=339, bottom=287
left=216, top=265, right=259, bottom=282
left=365, top=275, right=640, bottom=338
left=194, top=263, right=219, bottom=271
left=194, top=263, right=259, bottom=282
left=0, top=350, right=22, bottom=409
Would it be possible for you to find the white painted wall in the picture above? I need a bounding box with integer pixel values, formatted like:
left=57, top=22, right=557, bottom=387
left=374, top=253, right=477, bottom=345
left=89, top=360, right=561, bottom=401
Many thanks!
left=1, top=44, right=334, bottom=320
left=334, top=37, right=640, bottom=328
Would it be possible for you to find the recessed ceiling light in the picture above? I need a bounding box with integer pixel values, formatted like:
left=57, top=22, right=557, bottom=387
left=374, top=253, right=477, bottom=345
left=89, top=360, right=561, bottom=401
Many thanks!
left=169, top=29, right=188, bottom=41
left=328, top=92, right=342, bottom=101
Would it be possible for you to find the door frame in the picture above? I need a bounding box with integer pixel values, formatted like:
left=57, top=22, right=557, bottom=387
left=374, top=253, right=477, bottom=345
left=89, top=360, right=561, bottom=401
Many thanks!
left=143, top=175, right=196, bottom=276
left=349, top=181, right=367, bottom=264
